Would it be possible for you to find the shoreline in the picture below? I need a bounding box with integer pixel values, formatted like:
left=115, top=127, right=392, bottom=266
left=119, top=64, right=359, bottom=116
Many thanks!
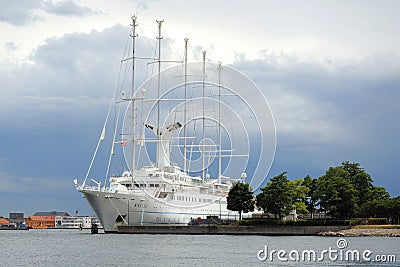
left=117, top=225, right=350, bottom=235
left=117, top=225, right=400, bottom=236
left=319, top=226, right=400, bottom=237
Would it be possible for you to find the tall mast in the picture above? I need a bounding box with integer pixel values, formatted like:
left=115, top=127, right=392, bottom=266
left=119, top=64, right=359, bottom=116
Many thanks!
left=183, top=38, right=188, bottom=174
left=202, top=50, right=206, bottom=183
left=156, top=19, right=164, bottom=169
left=217, top=61, right=222, bottom=183
left=130, top=15, right=138, bottom=174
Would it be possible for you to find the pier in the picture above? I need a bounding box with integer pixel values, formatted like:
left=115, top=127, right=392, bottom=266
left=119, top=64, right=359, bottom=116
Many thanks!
left=117, top=225, right=350, bottom=235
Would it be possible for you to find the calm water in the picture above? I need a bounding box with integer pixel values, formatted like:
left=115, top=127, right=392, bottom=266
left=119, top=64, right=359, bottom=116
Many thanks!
left=1, top=229, right=399, bottom=266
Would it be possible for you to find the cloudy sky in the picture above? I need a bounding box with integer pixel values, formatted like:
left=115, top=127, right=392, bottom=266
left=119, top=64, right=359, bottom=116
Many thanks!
left=1, top=0, right=399, bottom=217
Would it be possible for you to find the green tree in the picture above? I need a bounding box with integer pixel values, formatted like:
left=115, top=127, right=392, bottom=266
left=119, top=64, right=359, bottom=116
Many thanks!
left=227, top=182, right=254, bottom=221
left=358, top=186, right=390, bottom=218
left=317, top=167, right=357, bottom=219
left=256, top=172, right=292, bottom=219
left=388, top=197, right=400, bottom=224
left=301, top=175, right=319, bottom=218
left=341, top=161, right=373, bottom=215
left=288, top=178, right=309, bottom=215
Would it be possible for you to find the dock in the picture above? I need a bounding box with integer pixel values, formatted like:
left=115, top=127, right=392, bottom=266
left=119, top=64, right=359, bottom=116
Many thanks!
left=117, top=225, right=350, bottom=235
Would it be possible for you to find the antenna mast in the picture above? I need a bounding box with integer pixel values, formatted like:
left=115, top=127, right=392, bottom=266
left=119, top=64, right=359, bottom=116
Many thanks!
left=183, top=38, right=189, bottom=174
left=217, top=61, right=222, bottom=183
left=202, top=50, right=206, bottom=183
left=130, top=15, right=138, bottom=174
left=156, top=19, right=164, bottom=169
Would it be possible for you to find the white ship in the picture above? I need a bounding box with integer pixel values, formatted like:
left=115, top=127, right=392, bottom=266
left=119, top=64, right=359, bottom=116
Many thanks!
left=74, top=16, right=252, bottom=233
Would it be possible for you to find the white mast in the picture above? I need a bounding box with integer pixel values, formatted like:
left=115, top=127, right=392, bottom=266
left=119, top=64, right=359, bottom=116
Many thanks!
left=217, top=61, right=222, bottom=183
left=202, top=50, right=206, bottom=183
left=183, top=38, right=188, bottom=174
left=156, top=19, right=164, bottom=169
left=131, top=15, right=138, bottom=174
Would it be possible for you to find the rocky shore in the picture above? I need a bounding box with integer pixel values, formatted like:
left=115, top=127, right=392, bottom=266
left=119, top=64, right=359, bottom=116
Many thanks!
left=320, top=227, right=400, bottom=237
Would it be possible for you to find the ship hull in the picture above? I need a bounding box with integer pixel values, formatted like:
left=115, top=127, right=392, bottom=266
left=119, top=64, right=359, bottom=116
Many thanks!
left=80, top=189, right=240, bottom=233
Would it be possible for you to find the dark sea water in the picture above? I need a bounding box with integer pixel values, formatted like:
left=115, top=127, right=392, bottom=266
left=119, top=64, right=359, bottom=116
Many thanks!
left=1, top=229, right=399, bottom=266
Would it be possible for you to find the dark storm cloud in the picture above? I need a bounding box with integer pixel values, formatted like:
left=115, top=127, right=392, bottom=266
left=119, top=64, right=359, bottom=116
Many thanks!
left=0, top=22, right=181, bottom=215
left=1, top=12, right=400, bottom=216
left=0, top=0, right=99, bottom=26
left=0, top=23, right=177, bottom=192
left=232, top=51, right=400, bottom=194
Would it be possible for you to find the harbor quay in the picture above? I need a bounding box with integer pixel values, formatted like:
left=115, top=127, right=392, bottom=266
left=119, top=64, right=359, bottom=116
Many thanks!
left=117, top=225, right=351, bottom=235
left=0, top=211, right=101, bottom=230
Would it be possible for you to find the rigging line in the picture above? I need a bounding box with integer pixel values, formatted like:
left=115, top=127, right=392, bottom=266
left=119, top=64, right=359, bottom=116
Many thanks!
left=138, top=24, right=156, bottom=53
left=188, top=43, right=200, bottom=62
left=136, top=97, right=145, bottom=167
left=82, top=40, right=129, bottom=187
left=107, top=197, right=129, bottom=225
left=139, top=82, right=149, bottom=165
left=143, top=39, right=159, bottom=92
left=206, top=85, right=219, bottom=180
left=162, top=25, right=184, bottom=63
left=187, top=112, right=197, bottom=173
left=83, top=85, right=118, bottom=187
left=104, top=95, right=122, bottom=187
left=144, top=37, right=158, bottom=81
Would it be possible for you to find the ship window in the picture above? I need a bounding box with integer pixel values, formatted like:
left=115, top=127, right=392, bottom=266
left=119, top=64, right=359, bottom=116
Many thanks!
left=158, top=192, right=168, bottom=198
left=155, top=184, right=160, bottom=187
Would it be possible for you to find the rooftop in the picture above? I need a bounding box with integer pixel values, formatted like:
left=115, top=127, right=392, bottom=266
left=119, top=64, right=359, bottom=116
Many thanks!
left=33, top=211, right=70, bottom=217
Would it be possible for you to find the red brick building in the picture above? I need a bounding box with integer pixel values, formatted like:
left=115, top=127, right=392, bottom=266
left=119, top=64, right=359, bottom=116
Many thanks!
left=0, top=217, right=10, bottom=225
left=26, top=211, right=70, bottom=229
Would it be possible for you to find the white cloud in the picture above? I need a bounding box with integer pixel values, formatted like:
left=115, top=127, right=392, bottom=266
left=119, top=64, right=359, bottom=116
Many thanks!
left=0, top=0, right=43, bottom=26
left=0, top=0, right=100, bottom=26
left=43, top=0, right=100, bottom=17
left=5, top=41, right=18, bottom=52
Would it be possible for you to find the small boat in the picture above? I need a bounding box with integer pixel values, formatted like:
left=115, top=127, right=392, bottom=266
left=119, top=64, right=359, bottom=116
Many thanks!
left=91, top=223, right=98, bottom=234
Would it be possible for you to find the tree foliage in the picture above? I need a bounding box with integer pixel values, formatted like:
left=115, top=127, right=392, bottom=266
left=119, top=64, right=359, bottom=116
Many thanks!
left=288, top=178, right=309, bottom=215
left=301, top=175, right=319, bottom=218
left=317, top=166, right=358, bottom=219
left=358, top=186, right=390, bottom=217
left=227, top=182, right=254, bottom=221
left=388, top=197, right=400, bottom=224
left=256, top=172, right=293, bottom=219
left=255, top=161, right=399, bottom=221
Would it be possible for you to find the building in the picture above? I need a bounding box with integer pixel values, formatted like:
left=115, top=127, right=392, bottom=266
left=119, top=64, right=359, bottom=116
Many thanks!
left=55, top=216, right=92, bottom=229
left=0, top=217, right=10, bottom=225
left=26, top=211, right=70, bottom=229
left=9, top=212, right=25, bottom=227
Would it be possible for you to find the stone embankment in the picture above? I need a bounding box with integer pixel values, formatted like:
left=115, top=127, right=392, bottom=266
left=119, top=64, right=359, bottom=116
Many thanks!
left=320, top=227, right=400, bottom=237
left=118, top=225, right=350, bottom=235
